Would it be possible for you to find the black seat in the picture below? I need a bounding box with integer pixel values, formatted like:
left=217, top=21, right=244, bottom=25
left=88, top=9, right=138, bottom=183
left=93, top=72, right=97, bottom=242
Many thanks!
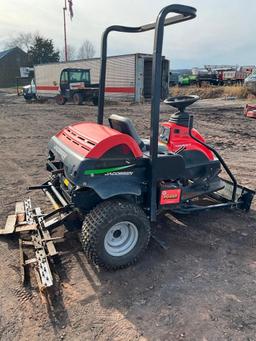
left=109, top=114, right=145, bottom=149
left=108, top=114, right=168, bottom=154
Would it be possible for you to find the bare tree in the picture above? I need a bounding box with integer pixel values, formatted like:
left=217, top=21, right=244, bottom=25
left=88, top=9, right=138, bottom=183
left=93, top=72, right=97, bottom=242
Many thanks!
left=77, top=40, right=96, bottom=59
left=5, top=32, right=36, bottom=52
left=60, top=44, right=76, bottom=61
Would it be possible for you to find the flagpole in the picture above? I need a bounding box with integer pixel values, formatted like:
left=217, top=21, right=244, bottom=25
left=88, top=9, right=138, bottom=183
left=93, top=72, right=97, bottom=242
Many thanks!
left=63, top=0, right=68, bottom=61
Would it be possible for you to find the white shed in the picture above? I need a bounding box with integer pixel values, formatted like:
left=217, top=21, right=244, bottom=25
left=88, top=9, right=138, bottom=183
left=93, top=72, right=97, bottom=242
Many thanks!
left=34, top=53, right=169, bottom=102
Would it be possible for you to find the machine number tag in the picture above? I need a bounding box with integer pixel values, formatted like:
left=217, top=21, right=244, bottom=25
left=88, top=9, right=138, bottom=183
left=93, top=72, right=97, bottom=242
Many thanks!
left=160, top=189, right=181, bottom=205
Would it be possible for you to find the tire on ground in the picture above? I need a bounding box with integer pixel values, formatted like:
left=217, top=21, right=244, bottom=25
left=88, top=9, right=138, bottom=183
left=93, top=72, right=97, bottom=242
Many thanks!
left=81, top=199, right=151, bottom=270
left=56, top=95, right=67, bottom=105
left=73, top=92, right=83, bottom=105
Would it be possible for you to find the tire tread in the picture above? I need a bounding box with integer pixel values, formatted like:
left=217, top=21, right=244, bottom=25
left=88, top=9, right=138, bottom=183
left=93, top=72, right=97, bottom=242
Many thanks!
left=81, top=199, right=150, bottom=270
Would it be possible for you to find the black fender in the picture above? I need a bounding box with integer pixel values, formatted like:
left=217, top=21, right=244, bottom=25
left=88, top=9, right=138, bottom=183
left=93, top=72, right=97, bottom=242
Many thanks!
left=85, top=175, right=142, bottom=199
left=72, top=175, right=143, bottom=212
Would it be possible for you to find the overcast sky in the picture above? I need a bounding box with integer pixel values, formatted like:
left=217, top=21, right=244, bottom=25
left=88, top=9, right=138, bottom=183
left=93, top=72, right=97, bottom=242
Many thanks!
left=1, top=0, right=256, bottom=68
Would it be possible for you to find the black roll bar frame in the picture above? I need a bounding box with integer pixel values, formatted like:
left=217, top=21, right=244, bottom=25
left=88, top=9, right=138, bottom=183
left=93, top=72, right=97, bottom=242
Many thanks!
left=188, top=115, right=238, bottom=202
left=97, top=4, right=197, bottom=221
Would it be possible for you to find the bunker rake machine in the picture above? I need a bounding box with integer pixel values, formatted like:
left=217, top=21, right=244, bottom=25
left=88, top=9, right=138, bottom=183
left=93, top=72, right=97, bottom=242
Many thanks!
left=1, top=4, right=255, bottom=292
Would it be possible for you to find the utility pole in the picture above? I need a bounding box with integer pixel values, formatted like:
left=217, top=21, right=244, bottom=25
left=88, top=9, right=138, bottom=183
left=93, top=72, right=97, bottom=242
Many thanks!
left=63, top=0, right=68, bottom=61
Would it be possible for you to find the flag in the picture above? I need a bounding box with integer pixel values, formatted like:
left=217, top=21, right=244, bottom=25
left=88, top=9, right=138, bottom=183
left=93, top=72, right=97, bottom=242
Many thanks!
left=68, top=0, right=74, bottom=19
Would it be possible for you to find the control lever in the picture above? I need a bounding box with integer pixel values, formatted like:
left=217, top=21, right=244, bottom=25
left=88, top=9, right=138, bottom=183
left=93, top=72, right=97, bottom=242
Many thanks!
left=188, top=114, right=194, bottom=132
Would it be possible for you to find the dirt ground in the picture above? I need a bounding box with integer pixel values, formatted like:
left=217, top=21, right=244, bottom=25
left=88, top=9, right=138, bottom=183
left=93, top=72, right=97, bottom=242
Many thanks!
left=0, top=91, right=256, bottom=341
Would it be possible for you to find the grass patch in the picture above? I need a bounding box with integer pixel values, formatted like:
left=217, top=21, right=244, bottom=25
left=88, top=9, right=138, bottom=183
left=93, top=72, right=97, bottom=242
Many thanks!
left=223, top=85, right=249, bottom=98
left=170, top=84, right=249, bottom=99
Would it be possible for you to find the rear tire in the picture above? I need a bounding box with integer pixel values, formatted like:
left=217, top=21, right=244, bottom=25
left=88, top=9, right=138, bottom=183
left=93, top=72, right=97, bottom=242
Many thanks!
left=81, top=199, right=151, bottom=270
left=56, top=95, right=67, bottom=105
left=73, top=93, right=83, bottom=105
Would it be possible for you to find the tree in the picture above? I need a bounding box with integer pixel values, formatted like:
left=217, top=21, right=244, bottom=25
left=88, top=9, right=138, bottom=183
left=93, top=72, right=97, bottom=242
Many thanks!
left=77, top=40, right=96, bottom=59
left=5, top=32, right=36, bottom=52
left=28, top=35, right=60, bottom=65
left=60, top=44, right=76, bottom=61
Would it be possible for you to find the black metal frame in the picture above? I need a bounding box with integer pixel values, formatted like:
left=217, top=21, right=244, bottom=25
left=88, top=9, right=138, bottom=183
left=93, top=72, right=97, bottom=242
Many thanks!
left=97, top=4, right=196, bottom=220
left=188, top=115, right=238, bottom=201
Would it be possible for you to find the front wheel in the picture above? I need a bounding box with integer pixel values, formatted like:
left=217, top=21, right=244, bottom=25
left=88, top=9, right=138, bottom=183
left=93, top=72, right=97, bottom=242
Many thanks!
left=56, top=95, right=67, bottom=105
left=73, top=93, right=83, bottom=105
left=81, top=199, right=151, bottom=270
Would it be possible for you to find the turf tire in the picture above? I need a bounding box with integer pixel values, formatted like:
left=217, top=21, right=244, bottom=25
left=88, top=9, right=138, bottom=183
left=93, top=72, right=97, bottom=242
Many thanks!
left=81, top=199, right=151, bottom=270
left=56, top=95, right=67, bottom=105
left=73, top=93, right=83, bottom=105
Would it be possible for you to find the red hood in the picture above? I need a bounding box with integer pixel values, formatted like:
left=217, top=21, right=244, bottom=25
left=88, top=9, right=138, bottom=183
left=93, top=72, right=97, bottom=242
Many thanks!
left=56, top=122, right=142, bottom=159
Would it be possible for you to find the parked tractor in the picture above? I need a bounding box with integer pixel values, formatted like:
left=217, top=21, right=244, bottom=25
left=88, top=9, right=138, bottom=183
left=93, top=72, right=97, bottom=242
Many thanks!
left=56, top=68, right=99, bottom=105
left=178, top=74, right=197, bottom=86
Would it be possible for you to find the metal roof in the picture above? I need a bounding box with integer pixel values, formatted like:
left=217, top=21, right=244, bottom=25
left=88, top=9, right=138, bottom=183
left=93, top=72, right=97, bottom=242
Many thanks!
left=34, top=53, right=160, bottom=67
left=0, top=47, right=16, bottom=60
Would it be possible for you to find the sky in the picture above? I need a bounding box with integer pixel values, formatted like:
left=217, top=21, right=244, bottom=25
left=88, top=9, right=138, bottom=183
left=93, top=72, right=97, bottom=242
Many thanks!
left=1, top=0, right=256, bottom=69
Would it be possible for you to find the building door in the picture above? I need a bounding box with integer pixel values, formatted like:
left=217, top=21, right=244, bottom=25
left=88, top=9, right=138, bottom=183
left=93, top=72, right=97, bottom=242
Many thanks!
left=161, top=59, right=170, bottom=99
left=143, top=59, right=152, bottom=98
left=143, top=58, right=169, bottom=100
left=135, top=56, right=144, bottom=102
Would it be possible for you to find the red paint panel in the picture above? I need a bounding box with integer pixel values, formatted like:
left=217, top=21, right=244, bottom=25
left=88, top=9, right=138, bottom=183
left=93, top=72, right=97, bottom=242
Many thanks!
left=36, top=85, right=135, bottom=93
left=105, top=87, right=135, bottom=93
left=56, top=122, right=142, bottom=159
left=161, top=122, right=214, bottom=160
left=36, top=85, right=59, bottom=91
left=160, top=189, right=181, bottom=205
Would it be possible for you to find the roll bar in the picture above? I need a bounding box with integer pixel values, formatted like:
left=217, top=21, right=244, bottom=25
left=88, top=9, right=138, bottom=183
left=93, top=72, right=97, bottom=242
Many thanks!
left=98, top=4, right=196, bottom=125
left=97, top=4, right=197, bottom=220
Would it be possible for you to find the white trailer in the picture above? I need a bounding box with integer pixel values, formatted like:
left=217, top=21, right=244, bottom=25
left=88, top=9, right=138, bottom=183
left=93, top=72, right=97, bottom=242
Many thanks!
left=34, top=53, right=169, bottom=103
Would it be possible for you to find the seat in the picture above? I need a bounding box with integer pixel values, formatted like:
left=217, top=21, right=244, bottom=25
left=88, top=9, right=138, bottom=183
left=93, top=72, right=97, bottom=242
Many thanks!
left=108, top=114, right=144, bottom=149
left=108, top=114, right=168, bottom=154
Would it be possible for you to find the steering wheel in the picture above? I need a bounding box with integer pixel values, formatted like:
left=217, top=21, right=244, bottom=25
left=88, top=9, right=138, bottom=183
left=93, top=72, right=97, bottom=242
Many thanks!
left=164, top=95, right=199, bottom=111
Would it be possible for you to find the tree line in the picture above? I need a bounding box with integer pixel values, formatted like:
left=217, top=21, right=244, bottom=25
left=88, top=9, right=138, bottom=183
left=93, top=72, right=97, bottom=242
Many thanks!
left=5, top=32, right=96, bottom=65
